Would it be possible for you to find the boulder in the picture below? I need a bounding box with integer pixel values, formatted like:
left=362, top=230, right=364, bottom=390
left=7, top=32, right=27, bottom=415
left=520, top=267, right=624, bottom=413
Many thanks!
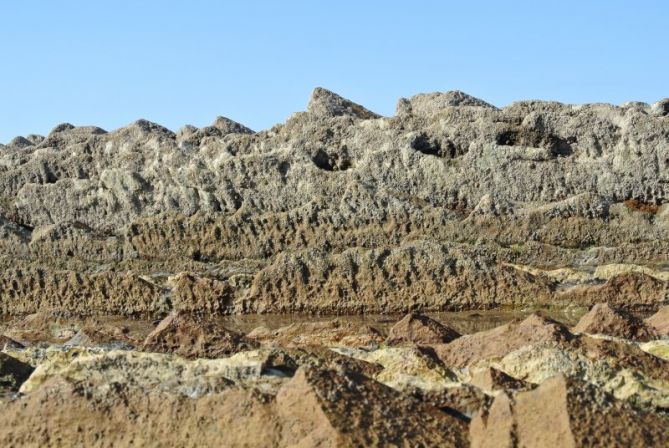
left=386, top=313, right=461, bottom=346
left=435, top=313, right=574, bottom=369
left=471, top=375, right=669, bottom=448
left=307, top=87, right=380, bottom=119
left=141, top=311, right=257, bottom=359
left=276, top=366, right=468, bottom=447
left=572, top=302, right=657, bottom=341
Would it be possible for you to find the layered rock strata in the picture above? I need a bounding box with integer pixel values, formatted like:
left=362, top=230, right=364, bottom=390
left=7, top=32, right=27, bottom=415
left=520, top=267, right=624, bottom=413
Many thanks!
left=1, top=89, right=668, bottom=315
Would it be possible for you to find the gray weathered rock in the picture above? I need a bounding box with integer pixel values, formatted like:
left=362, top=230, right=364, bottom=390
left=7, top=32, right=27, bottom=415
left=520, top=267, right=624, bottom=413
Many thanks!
left=0, top=88, right=668, bottom=315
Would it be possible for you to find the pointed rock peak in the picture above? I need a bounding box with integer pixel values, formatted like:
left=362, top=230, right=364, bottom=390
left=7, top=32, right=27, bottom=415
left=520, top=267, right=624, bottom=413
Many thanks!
left=176, top=124, right=199, bottom=141
left=573, top=302, right=657, bottom=341
left=434, top=312, right=573, bottom=369
left=76, top=126, right=107, bottom=135
left=127, top=119, right=175, bottom=137
left=472, top=375, right=669, bottom=448
left=8, top=136, right=33, bottom=148
left=276, top=365, right=468, bottom=447
left=307, top=87, right=381, bottom=119
left=516, top=312, right=574, bottom=340
left=645, top=305, right=669, bottom=337
left=141, top=310, right=257, bottom=359
left=651, top=98, right=669, bottom=116
left=468, top=366, right=531, bottom=392
left=386, top=313, right=461, bottom=346
left=49, top=123, right=75, bottom=135
left=25, top=134, right=45, bottom=145
left=212, top=116, right=254, bottom=135
left=396, top=90, right=497, bottom=116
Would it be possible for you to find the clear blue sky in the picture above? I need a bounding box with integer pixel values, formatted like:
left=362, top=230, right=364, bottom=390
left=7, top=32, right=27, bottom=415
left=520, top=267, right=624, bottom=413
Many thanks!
left=1, top=1, right=667, bottom=143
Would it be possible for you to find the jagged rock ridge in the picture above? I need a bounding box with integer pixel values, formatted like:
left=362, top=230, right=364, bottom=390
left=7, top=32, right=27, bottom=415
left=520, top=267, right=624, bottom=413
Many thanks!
left=0, top=88, right=668, bottom=315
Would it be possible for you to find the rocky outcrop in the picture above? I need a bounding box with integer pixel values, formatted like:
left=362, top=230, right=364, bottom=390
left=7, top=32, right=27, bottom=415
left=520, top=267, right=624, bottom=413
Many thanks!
left=386, top=313, right=461, bottom=345
left=1, top=88, right=669, bottom=315
left=434, top=313, right=574, bottom=369
left=467, top=367, right=531, bottom=393
left=470, top=375, right=669, bottom=448
left=572, top=302, right=658, bottom=341
left=276, top=366, right=468, bottom=447
left=141, top=311, right=257, bottom=358
left=646, top=306, right=669, bottom=337
left=2, top=311, right=669, bottom=445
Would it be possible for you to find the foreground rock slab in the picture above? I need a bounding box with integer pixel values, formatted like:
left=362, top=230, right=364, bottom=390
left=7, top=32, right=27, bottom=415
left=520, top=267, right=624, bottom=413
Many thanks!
left=276, top=366, right=469, bottom=447
left=471, top=375, right=669, bottom=448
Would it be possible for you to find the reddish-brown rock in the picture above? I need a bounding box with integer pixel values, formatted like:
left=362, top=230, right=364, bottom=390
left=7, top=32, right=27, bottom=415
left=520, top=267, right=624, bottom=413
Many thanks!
left=471, top=375, right=669, bottom=448
left=645, top=305, right=669, bottom=337
left=141, top=311, right=257, bottom=359
left=558, top=272, right=669, bottom=311
left=469, top=367, right=532, bottom=392
left=276, top=365, right=469, bottom=447
left=434, top=313, right=574, bottom=369
left=386, top=313, right=461, bottom=346
left=572, top=302, right=658, bottom=341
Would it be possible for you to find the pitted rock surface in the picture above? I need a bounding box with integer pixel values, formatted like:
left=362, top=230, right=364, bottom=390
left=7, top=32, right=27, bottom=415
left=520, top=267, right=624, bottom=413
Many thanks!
left=1, top=88, right=669, bottom=315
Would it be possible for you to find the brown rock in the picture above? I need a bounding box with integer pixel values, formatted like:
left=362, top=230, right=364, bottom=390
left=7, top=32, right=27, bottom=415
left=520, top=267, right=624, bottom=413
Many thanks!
left=573, top=302, right=658, bottom=341
left=64, top=324, right=137, bottom=348
left=3, top=311, right=80, bottom=344
left=469, top=391, right=515, bottom=448
left=471, top=375, right=669, bottom=448
left=0, top=376, right=283, bottom=447
left=435, top=313, right=574, bottom=369
left=468, top=367, right=532, bottom=392
left=577, top=336, right=669, bottom=382
left=247, top=319, right=385, bottom=349
left=417, top=384, right=492, bottom=421
left=141, top=311, right=257, bottom=359
left=386, top=313, right=461, bottom=346
left=276, top=365, right=469, bottom=447
left=281, top=346, right=384, bottom=379
left=646, top=305, right=669, bottom=337
left=558, top=272, right=669, bottom=311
